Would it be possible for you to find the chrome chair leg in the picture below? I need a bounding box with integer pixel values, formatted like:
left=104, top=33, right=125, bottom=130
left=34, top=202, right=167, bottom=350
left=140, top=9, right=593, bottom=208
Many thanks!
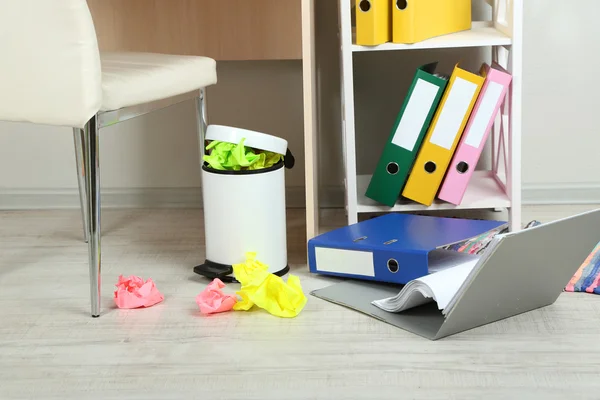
left=195, top=88, right=208, bottom=159
left=73, top=128, right=90, bottom=243
left=84, top=115, right=101, bottom=317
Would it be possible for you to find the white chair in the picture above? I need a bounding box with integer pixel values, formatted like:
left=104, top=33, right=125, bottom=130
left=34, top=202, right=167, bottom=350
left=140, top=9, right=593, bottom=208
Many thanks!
left=0, top=0, right=217, bottom=317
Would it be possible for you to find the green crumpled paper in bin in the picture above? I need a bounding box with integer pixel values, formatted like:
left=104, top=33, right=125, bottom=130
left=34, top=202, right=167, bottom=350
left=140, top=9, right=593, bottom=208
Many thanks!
left=203, top=138, right=283, bottom=171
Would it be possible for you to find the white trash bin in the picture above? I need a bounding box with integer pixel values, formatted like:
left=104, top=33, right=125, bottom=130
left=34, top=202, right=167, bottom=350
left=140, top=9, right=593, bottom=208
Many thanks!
left=194, top=125, right=295, bottom=282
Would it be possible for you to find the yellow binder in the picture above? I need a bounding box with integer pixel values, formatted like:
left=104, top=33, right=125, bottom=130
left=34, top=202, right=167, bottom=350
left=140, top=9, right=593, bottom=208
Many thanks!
left=392, top=0, right=471, bottom=44
left=355, top=0, right=391, bottom=46
left=401, top=64, right=484, bottom=206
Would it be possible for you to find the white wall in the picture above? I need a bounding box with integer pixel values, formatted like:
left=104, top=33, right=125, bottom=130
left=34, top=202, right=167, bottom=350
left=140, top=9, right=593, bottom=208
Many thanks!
left=0, top=0, right=598, bottom=209
left=520, top=0, right=600, bottom=203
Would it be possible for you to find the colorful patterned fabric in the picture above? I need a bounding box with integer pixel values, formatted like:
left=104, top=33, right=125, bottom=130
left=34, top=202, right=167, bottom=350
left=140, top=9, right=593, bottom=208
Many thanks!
left=446, top=219, right=600, bottom=295
left=566, top=242, right=600, bottom=294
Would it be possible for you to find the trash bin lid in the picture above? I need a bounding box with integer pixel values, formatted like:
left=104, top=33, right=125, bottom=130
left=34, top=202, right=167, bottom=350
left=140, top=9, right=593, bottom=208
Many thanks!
left=205, top=125, right=288, bottom=156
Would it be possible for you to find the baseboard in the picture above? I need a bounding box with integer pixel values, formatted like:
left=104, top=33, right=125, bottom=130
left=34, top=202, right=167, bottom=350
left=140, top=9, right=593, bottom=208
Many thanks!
left=1, top=183, right=599, bottom=210
left=521, top=182, right=600, bottom=205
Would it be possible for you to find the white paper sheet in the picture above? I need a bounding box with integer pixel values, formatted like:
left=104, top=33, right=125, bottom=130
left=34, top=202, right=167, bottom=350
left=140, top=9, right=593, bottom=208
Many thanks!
left=372, top=256, right=480, bottom=314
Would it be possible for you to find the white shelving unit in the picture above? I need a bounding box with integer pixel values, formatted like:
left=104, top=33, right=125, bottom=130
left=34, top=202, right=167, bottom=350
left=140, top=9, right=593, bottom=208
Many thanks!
left=337, top=0, right=523, bottom=232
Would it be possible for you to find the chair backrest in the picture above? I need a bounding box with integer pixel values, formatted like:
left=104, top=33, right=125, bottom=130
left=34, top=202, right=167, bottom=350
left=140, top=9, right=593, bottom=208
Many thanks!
left=0, top=0, right=102, bottom=128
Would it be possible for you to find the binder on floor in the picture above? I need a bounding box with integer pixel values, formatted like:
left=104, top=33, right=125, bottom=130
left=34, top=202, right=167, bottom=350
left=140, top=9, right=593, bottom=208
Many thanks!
left=311, top=208, right=600, bottom=340
left=365, top=62, right=448, bottom=207
left=438, top=63, right=512, bottom=205
left=308, top=213, right=506, bottom=285
left=392, top=0, right=471, bottom=44
left=402, top=64, right=485, bottom=206
left=355, top=0, right=391, bottom=46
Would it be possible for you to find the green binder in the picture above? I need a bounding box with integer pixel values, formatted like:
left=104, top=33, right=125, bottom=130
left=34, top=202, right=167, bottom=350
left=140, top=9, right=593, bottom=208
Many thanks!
left=365, top=62, right=448, bottom=207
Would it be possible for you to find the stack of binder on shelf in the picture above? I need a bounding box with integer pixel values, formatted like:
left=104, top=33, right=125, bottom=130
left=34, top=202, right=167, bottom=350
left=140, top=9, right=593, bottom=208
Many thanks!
left=438, top=63, right=513, bottom=205
left=354, top=0, right=472, bottom=46
left=366, top=61, right=512, bottom=207
left=365, top=62, right=447, bottom=207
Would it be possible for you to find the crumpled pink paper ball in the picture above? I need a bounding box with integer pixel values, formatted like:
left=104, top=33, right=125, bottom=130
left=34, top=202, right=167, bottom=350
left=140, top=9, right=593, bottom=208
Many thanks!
left=196, top=278, right=237, bottom=315
left=113, top=275, right=164, bottom=309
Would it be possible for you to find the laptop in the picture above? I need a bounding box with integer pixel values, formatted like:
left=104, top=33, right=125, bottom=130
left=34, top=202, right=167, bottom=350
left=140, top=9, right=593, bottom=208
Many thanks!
left=311, top=208, right=600, bottom=340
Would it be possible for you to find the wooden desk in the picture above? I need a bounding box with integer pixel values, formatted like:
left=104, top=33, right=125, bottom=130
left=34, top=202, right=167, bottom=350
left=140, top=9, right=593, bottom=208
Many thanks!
left=87, top=0, right=302, bottom=61
left=87, top=0, right=319, bottom=241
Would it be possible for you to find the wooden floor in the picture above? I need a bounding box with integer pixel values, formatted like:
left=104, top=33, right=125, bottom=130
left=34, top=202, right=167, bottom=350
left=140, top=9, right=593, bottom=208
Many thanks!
left=1, top=205, right=600, bottom=399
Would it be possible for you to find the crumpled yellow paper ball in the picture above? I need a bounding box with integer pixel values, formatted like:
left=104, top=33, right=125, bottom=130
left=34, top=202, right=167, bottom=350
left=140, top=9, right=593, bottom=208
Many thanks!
left=232, top=252, right=307, bottom=318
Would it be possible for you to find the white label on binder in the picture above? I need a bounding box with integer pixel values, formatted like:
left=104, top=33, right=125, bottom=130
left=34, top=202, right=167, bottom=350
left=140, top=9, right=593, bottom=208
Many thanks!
left=429, top=77, right=478, bottom=150
left=391, top=78, right=439, bottom=151
left=315, top=247, right=375, bottom=277
left=465, top=81, right=504, bottom=148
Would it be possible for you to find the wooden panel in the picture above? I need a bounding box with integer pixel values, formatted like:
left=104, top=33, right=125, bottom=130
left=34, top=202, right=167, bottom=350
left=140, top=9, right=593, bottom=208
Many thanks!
left=302, top=0, right=318, bottom=240
left=87, top=0, right=302, bottom=61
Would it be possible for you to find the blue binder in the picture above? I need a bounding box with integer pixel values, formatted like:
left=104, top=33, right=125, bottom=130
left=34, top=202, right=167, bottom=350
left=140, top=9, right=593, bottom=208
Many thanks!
left=308, top=213, right=506, bottom=285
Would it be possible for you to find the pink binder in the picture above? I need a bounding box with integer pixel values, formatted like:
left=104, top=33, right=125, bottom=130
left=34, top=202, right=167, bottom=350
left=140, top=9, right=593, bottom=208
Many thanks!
left=438, top=63, right=512, bottom=205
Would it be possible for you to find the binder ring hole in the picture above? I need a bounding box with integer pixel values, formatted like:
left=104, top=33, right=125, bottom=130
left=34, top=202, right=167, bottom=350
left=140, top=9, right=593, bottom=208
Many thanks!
left=396, top=0, right=407, bottom=10
left=456, top=161, right=469, bottom=174
left=384, top=239, right=398, bottom=245
left=359, top=0, right=371, bottom=12
left=386, top=162, right=399, bottom=175
left=424, top=161, right=436, bottom=174
left=353, top=236, right=367, bottom=242
left=387, top=259, right=399, bottom=273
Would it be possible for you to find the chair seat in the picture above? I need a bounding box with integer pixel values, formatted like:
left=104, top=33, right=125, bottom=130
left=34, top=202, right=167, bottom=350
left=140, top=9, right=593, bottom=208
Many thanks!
left=100, top=52, right=217, bottom=111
